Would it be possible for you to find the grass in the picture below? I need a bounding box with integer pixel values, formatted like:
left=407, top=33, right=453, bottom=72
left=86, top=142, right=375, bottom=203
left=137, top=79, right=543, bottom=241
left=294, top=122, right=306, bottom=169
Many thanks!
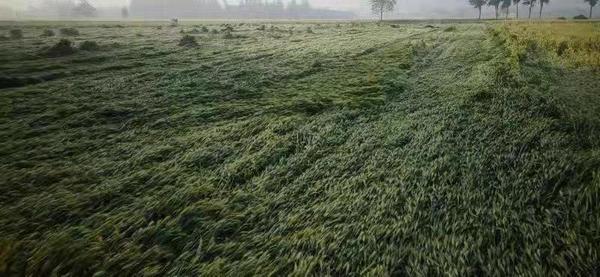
left=0, top=20, right=599, bottom=276
left=79, top=40, right=101, bottom=51
left=178, top=35, right=199, bottom=47
left=41, top=29, right=55, bottom=37
left=9, top=29, right=23, bottom=39
left=59, top=27, right=80, bottom=36
left=45, top=39, right=77, bottom=57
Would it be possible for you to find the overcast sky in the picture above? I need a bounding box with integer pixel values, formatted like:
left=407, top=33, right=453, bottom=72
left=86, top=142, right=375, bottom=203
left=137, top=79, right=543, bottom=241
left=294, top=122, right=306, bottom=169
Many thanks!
left=0, top=0, right=593, bottom=19
left=3, top=0, right=362, bottom=10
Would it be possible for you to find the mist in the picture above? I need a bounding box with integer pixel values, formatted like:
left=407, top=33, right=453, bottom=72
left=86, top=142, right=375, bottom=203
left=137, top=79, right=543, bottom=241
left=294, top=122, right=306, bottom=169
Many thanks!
left=0, top=0, right=593, bottom=20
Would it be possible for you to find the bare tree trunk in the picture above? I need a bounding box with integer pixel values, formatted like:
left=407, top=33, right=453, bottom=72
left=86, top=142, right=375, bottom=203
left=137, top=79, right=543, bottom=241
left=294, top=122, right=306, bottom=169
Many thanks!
left=506, top=8, right=509, bottom=19
left=495, top=6, right=499, bottom=19
left=591, top=5, right=594, bottom=19
left=479, top=6, right=482, bottom=20
left=528, top=5, right=532, bottom=19
left=516, top=5, right=519, bottom=19
left=380, top=7, right=383, bottom=21
left=539, top=2, right=543, bottom=18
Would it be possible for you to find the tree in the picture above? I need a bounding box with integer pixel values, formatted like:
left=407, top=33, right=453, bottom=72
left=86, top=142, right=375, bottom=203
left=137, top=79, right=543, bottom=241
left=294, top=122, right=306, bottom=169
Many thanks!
left=584, top=0, right=598, bottom=19
left=121, top=6, right=129, bottom=18
left=72, top=0, right=96, bottom=17
left=370, top=0, right=397, bottom=21
left=539, top=0, right=549, bottom=18
left=523, top=0, right=536, bottom=19
left=502, top=0, right=512, bottom=19
left=513, top=0, right=521, bottom=18
left=489, top=0, right=502, bottom=19
left=469, top=0, right=488, bottom=19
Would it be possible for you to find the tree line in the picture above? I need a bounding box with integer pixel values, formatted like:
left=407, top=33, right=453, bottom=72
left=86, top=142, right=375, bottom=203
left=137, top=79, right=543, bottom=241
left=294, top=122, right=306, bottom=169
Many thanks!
left=128, top=0, right=353, bottom=19
left=469, top=0, right=597, bottom=20
left=371, top=0, right=597, bottom=20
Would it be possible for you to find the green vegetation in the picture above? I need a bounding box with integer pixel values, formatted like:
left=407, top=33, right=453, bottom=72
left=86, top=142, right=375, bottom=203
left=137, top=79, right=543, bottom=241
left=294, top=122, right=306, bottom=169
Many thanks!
left=179, top=35, right=199, bottom=47
left=9, top=29, right=23, bottom=39
left=45, top=39, right=77, bottom=57
left=59, top=27, right=80, bottom=36
left=79, top=40, right=101, bottom=51
left=41, top=29, right=55, bottom=37
left=0, top=21, right=599, bottom=276
left=444, top=25, right=457, bottom=32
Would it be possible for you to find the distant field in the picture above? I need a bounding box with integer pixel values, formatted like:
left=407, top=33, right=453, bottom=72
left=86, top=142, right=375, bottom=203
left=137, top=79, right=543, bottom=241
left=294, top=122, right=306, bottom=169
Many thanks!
left=1, top=20, right=599, bottom=276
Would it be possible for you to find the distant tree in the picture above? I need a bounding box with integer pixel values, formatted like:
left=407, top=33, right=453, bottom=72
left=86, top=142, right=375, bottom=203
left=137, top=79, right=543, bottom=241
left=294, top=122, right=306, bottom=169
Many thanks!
left=197, top=0, right=223, bottom=18
left=470, top=0, right=488, bottom=19
left=523, top=0, right=536, bottom=19
left=72, top=0, right=96, bottom=17
left=539, top=0, right=549, bottom=18
left=300, top=0, right=310, bottom=9
left=502, top=0, right=512, bottom=18
left=288, top=0, right=300, bottom=18
left=265, top=0, right=284, bottom=18
left=39, top=0, right=75, bottom=17
left=489, top=0, right=502, bottom=19
left=584, top=0, right=598, bottom=18
left=513, top=0, right=521, bottom=18
left=121, top=6, right=129, bottom=18
left=370, top=0, right=397, bottom=21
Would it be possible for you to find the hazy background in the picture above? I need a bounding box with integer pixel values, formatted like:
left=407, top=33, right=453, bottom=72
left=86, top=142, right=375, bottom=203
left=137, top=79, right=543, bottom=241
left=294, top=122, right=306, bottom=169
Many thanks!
left=0, top=0, right=593, bottom=20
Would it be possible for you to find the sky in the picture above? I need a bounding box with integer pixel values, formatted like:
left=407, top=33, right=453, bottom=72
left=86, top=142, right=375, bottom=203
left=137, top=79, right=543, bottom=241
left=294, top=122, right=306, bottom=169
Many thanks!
left=3, top=0, right=362, bottom=10
left=0, top=0, right=593, bottom=19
